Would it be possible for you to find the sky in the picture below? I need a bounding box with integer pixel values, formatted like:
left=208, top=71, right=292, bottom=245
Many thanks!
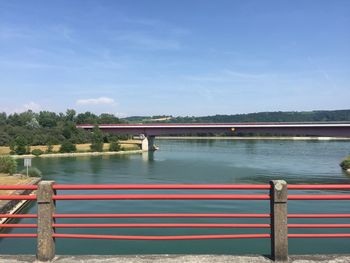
left=0, top=0, right=349, bottom=117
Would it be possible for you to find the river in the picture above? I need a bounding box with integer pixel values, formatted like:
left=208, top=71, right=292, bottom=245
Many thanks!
left=1, top=139, right=349, bottom=255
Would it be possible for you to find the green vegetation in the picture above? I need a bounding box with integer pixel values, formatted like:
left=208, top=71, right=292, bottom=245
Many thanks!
left=90, top=126, right=104, bottom=152
left=125, top=110, right=350, bottom=123
left=0, top=156, right=17, bottom=175
left=59, top=141, right=77, bottom=153
left=13, top=136, right=28, bottom=155
left=20, top=167, right=42, bottom=177
left=31, top=149, right=44, bottom=156
left=340, top=157, right=350, bottom=170
left=0, top=109, right=126, bottom=155
left=109, top=141, right=121, bottom=151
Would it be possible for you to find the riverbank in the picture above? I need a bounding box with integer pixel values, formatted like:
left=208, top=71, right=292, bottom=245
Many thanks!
left=11, top=149, right=145, bottom=159
left=157, top=136, right=350, bottom=141
left=0, top=174, right=40, bottom=225
left=0, top=140, right=144, bottom=159
left=0, top=141, right=141, bottom=155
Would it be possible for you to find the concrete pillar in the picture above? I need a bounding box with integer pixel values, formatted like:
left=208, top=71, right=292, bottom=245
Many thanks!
left=141, top=136, right=149, bottom=151
left=270, top=180, right=288, bottom=262
left=140, top=135, right=157, bottom=151
left=147, top=136, right=157, bottom=151
left=37, top=181, right=56, bottom=262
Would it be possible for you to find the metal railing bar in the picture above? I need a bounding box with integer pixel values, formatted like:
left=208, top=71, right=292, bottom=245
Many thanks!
left=53, top=213, right=271, bottom=218
left=52, top=233, right=271, bottom=240
left=52, top=194, right=270, bottom=200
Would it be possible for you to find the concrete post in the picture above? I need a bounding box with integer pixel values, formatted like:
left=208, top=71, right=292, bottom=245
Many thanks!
left=140, top=135, right=157, bottom=151
left=37, top=181, right=56, bottom=261
left=270, top=180, right=288, bottom=262
left=141, top=136, right=149, bottom=151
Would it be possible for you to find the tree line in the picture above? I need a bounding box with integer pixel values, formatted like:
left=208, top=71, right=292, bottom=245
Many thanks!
left=0, top=110, right=126, bottom=154
left=125, top=110, right=350, bottom=124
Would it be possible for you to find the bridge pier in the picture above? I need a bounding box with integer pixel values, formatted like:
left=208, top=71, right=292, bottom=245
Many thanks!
left=140, top=135, right=157, bottom=151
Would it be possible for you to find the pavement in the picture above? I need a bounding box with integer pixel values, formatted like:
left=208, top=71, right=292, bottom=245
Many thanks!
left=0, top=255, right=350, bottom=263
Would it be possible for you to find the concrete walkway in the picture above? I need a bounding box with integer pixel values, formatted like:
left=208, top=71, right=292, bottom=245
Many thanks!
left=1, top=255, right=350, bottom=263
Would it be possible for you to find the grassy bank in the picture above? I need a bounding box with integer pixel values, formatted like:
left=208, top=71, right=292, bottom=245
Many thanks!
left=0, top=173, right=35, bottom=195
left=0, top=140, right=141, bottom=155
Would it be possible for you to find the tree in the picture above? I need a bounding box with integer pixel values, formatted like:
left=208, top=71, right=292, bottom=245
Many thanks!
left=26, top=117, right=40, bottom=129
left=98, top=113, right=121, bottom=124
left=7, top=111, right=36, bottom=127
left=90, top=126, right=104, bottom=152
left=32, top=133, right=47, bottom=145
left=38, top=111, right=58, bottom=128
left=0, top=131, right=10, bottom=146
left=62, top=123, right=75, bottom=140
left=65, top=109, right=76, bottom=122
left=0, top=156, right=17, bottom=175
left=76, top=111, right=98, bottom=125
left=59, top=141, right=76, bottom=153
left=14, top=136, right=28, bottom=155
left=0, top=112, right=7, bottom=126
left=7, top=113, right=24, bottom=126
left=109, top=140, right=121, bottom=151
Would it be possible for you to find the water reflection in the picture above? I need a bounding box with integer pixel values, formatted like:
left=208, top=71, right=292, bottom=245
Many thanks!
left=244, top=140, right=257, bottom=155
left=343, top=170, right=350, bottom=180
left=90, top=157, right=103, bottom=175
left=142, top=151, right=155, bottom=163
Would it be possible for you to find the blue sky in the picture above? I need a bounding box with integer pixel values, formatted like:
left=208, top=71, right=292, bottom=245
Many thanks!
left=0, top=0, right=349, bottom=117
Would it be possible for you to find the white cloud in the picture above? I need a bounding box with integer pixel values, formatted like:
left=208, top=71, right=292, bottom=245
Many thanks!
left=76, top=97, right=115, bottom=105
left=113, top=112, right=127, bottom=118
left=23, top=101, right=42, bottom=112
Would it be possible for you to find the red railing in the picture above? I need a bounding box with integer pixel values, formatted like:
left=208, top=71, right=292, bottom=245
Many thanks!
left=0, top=181, right=349, bottom=261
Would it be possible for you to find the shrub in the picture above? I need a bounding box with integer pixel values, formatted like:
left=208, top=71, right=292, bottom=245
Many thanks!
left=32, top=149, right=44, bottom=156
left=14, top=137, right=28, bottom=155
left=340, top=157, right=350, bottom=170
left=90, top=142, right=103, bottom=152
left=59, top=141, right=77, bottom=153
left=15, top=144, right=27, bottom=155
left=20, top=167, right=42, bottom=177
left=109, top=141, right=121, bottom=151
left=0, top=155, right=17, bottom=175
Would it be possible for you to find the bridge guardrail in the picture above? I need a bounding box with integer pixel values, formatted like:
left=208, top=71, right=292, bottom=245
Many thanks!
left=1, top=181, right=350, bottom=261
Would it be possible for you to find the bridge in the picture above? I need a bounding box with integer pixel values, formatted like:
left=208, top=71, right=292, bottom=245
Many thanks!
left=77, top=123, right=350, bottom=151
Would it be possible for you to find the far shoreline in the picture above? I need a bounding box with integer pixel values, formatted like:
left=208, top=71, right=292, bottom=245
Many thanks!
left=157, top=136, right=350, bottom=141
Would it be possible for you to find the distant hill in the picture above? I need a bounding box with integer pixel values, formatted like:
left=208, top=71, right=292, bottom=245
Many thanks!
left=123, top=110, right=350, bottom=123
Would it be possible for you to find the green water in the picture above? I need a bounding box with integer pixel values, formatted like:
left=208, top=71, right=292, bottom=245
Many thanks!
left=1, top=139, right=350, bottom=255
